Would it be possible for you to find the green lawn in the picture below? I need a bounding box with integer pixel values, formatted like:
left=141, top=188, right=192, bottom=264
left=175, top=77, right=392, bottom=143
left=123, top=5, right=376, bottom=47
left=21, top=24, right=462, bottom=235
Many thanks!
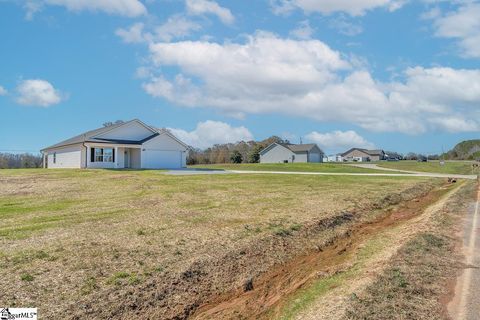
left=376, top=160, right=479, bottom=175
left=190, top=162, right=390, bottom=173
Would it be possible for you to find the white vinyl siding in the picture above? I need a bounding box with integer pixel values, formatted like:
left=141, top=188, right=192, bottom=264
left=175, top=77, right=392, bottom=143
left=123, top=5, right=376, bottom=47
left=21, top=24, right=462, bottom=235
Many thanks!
left=47, top=145, right=82, bottom=168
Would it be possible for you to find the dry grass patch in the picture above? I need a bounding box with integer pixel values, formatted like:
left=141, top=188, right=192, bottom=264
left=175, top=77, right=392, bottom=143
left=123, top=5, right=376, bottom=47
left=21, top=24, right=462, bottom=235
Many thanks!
left=0, top=169, right=438, bottom=319
left=344, top=181, right=475, bottom=320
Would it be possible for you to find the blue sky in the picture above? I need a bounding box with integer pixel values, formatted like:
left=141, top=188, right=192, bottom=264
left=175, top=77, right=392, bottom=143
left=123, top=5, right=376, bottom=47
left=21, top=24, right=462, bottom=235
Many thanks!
left=1, top=0, right=479, bottom=154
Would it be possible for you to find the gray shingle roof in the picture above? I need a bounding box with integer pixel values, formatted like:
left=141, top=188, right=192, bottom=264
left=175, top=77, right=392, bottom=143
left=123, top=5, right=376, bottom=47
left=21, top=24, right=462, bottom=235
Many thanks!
left=341, top=148, right=385, bottom=157
left=366, top=149, right=385, bottom=156
left=281, top=143, right=319, bottom=153
left=41, top=119, right=158, bottom=151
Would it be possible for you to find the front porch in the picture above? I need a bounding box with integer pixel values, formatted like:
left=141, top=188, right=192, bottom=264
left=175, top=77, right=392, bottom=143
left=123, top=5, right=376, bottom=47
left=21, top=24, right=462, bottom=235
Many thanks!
left=86, top=144, right=142, bottom=169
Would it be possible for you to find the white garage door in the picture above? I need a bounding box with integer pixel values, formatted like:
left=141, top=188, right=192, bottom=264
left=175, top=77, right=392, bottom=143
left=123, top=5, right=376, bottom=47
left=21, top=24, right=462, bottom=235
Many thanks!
left=143, top=150, right=182, bottom=169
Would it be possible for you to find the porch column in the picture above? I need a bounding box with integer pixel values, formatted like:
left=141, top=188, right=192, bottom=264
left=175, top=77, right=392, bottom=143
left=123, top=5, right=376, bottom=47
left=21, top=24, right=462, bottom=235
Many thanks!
left=42, top=152, right=46, bottom=168
left=86, top=146, right=90, bottom=169
left=115, top=147, right=119, bottom=168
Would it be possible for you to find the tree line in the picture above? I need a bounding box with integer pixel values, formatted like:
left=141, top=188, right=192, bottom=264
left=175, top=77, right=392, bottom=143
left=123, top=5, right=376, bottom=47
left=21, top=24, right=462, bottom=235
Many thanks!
left=187, top=136, right=287, bottom=165
left=187, top=143, right=439, bottom=165
left=0, top=153, right=43, bottom=169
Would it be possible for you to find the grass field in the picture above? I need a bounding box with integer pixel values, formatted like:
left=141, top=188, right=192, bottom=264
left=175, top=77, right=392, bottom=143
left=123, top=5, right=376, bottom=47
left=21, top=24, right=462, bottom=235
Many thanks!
left=376, top=160, right=479, bottom=175
left=190, top=163, right=391, bottom=173
left=0, top=169, right=437, bottom=319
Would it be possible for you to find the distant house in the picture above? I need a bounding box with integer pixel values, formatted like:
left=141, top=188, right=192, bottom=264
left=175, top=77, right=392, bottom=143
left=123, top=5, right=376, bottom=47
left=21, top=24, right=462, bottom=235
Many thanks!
left=41, top=119, right=188, bottom=169
left=341, top=148, right=386, bottom=162
left=323, top=154, right=343, bottom=162
left=259, top=143, right=324, bottom=163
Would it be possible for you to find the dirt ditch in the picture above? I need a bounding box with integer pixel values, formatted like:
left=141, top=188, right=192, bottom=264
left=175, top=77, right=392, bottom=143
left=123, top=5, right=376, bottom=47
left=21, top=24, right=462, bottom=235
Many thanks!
left=191, top=184, right=453, bottom=320
left=71, top=182, right=449, bottom=320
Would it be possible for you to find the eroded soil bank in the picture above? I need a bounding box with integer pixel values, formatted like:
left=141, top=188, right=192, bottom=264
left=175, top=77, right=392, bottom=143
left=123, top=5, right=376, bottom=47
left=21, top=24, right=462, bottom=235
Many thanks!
left=70, top=181, right=447, bottom=320
left=192, top=183, right=454, bottom=320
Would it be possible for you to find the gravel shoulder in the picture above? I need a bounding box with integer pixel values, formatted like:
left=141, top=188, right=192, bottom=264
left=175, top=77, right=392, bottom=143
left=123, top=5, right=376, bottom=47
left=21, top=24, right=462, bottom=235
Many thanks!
left=448, top=183, right=480, bottom=320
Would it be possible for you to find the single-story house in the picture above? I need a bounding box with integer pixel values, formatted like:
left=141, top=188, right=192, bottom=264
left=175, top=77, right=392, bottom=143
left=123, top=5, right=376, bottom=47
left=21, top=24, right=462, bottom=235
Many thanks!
left=41, top=119, right=188, bottom=169
left=259, top=143, right=324, bottom=163
left=341, top=148, right=386, bottom=162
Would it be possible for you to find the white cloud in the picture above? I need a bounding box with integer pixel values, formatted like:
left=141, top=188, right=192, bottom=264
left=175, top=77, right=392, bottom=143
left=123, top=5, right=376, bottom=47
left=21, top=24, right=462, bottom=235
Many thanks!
left=135, top=66, right=151, bottom=79
left=15, top=79, right=64, bottom=107
left=0, top=86, right=7, bottom=96
left=427, top=2, right=480, bottom=58
left=168, top=120, right=253, bottom=149
left=306, top=130, right=375, bottom=152
left=24, top=1, right=43, bottom=20
left=28, top=0, right=147, bottom=18
left=116, top=23, right=146, bottom=43
left=329, top=16, right=363, bottom=36
left=290, top=20, right=314, bottom=40
left=270, top=0, right=407, bottom=16
left=428, top=117, right=480, bottom=133
left=186, top=0, right=235, bottom=25
left=142, top=32, right=480, bottom=134
left=154, top=15, right=202, bottom=42
left=116, top=16, right=201, bottom=44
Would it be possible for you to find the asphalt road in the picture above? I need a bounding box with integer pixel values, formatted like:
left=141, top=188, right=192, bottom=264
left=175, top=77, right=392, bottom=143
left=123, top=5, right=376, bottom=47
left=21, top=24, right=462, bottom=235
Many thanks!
left=449, top=185, right=480, bottom=320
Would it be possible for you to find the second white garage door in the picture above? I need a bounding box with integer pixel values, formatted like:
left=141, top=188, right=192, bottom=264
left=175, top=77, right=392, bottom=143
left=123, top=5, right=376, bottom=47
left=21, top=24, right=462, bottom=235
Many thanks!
left=143, top=150, right=182, bottom=169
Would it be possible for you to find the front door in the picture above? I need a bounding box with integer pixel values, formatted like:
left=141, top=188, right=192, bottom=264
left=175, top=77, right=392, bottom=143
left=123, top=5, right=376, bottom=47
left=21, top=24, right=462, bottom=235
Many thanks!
left=124, top=149, right=130, bottom=168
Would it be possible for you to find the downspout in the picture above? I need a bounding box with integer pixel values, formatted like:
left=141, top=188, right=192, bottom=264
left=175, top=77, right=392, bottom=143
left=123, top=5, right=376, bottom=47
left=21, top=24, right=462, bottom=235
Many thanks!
left=83, top=142, right=88, bottom=169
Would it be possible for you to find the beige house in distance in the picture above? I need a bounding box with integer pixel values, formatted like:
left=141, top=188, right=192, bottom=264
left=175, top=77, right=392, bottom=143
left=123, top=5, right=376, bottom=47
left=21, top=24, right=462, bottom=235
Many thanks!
left=259, top=143, right=324, bottom=163
left=341, top=148, right=386, bottom=162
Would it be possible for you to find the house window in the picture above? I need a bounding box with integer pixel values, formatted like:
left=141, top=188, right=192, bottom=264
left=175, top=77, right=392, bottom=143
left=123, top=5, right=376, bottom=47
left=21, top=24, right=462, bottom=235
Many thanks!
left=91, top=148, right=115, bottom=162
left=53, top=152, right=56, bottom=164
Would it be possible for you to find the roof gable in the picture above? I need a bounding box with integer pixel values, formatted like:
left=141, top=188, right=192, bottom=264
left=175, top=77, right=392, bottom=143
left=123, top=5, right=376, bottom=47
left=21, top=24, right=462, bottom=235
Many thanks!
left=93, top=119, right=156, bottom=141
left=259, top=142, right=293, bottom=155
left=143, top=129, right=189, bottom=149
